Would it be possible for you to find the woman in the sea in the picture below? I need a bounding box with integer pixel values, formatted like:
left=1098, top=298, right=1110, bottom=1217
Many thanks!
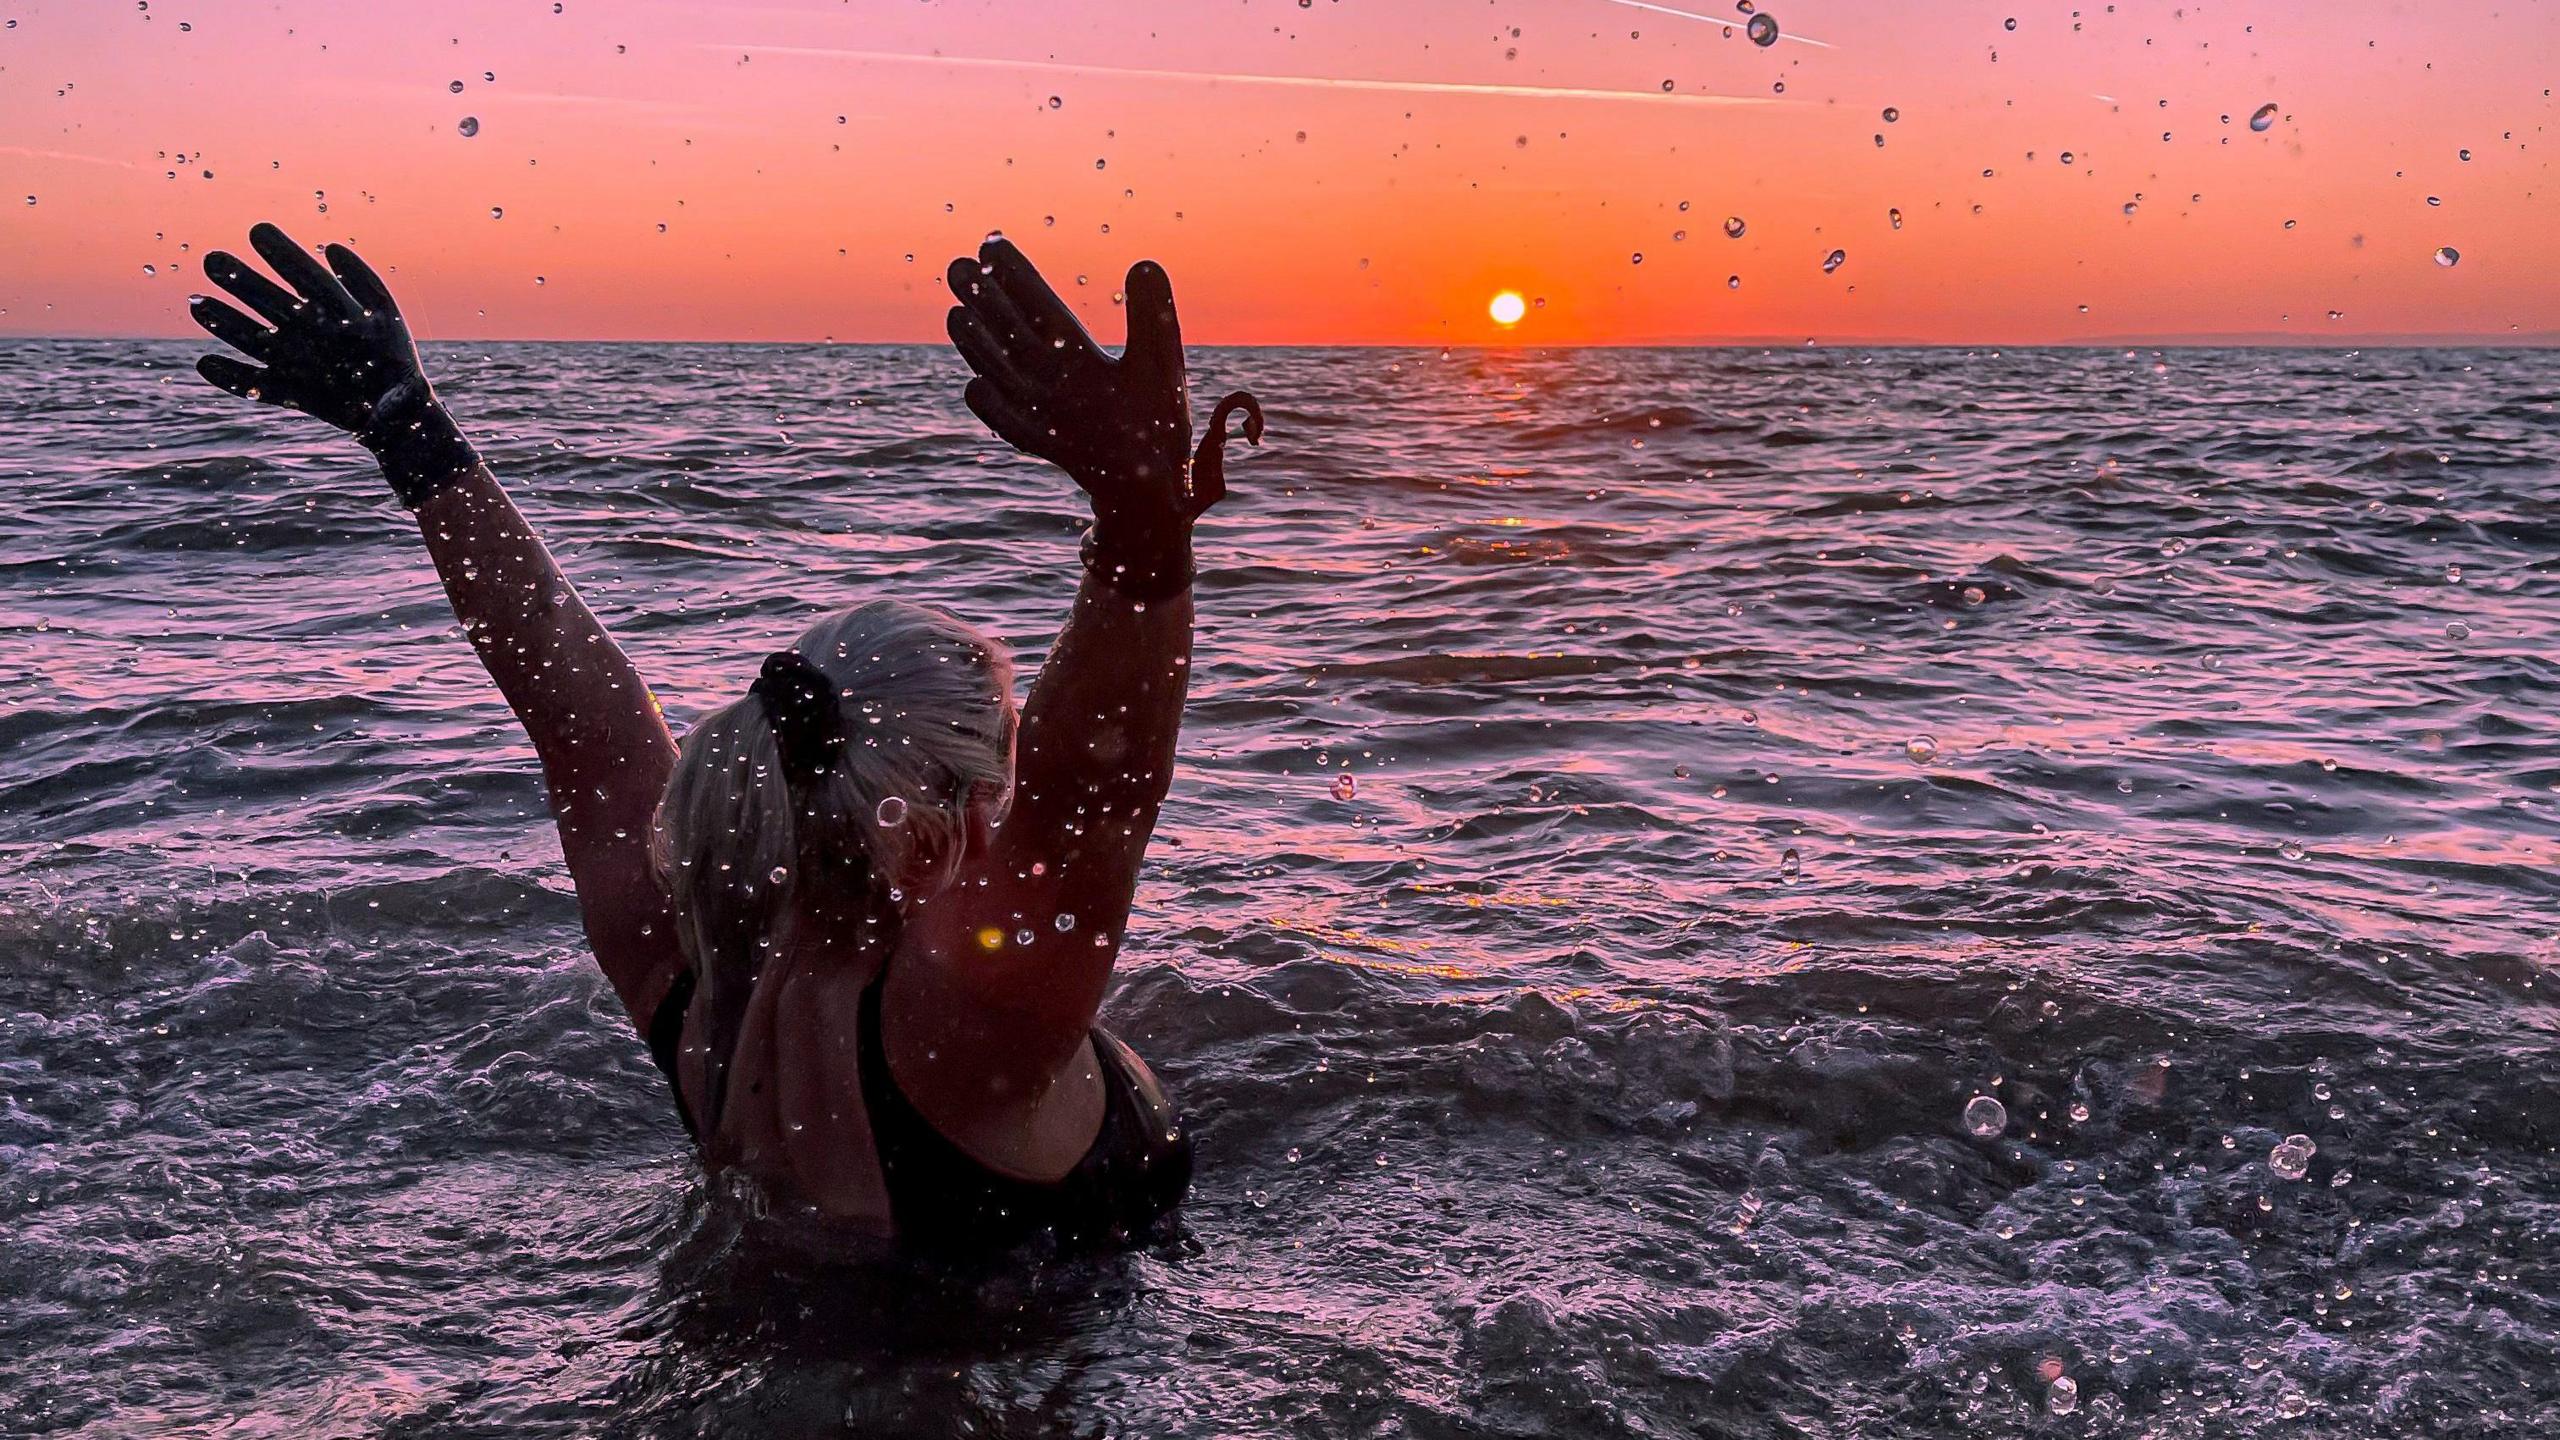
left=185, top=222, right=1262, bottom=1254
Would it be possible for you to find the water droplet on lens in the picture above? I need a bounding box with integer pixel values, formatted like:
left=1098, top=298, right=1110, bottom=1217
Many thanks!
left=2279, top=840, right=2306, bottom=861
left=2433, top=246, right=2460, bottom=267
left=1747, top=13, right=1779, bottom=45
left=1882, top=106, right=1899, bottom=122
left=1778, top=847, right=1801, bottom=883
left=1724, top=215, right=1746, bottom=238
left=2250, top=102, right=2279, bottom=132
left=2047, top=1376, right=2078, bottom=1416
left=768, top=866, right=789, bottom=884
left=457, top=116, right=480, bottom=138
left=449, top=79, right=465, bottom=94
left=1329, top=773, right=1358, bottom=802
left=2445, top=619, right=2471, bottom=639
left=1053, top=912, right=1077, bottom=932
left=876, top=795, right=909, bottom=827
left=1964, top=1094, right=2008, bottom=1138
left=2269, top=1138, right=2313, bottom=1181
left=489, top=206, right=503, bottom=220
left=1906, top=736, right=1938, bottom=763
left=1015, top=928, right=1035, bottom=946
left=1821, top=248, right=1847, bottom=274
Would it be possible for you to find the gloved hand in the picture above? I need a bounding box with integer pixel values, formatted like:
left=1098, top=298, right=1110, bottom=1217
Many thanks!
left=190, top=221, right=481, bottom=509
left=946, top=235, right=1262, bottom=602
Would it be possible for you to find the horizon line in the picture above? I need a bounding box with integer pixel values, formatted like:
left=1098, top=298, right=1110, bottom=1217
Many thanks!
left=8, top=330, right=2553, bottom=351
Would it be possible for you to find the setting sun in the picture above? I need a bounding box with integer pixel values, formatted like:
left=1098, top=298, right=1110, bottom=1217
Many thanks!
left=1488, top=291, right=1528, bottom=327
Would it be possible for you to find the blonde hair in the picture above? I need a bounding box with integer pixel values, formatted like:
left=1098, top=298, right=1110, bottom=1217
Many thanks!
left=652, top=599, right=1016, bottom=1104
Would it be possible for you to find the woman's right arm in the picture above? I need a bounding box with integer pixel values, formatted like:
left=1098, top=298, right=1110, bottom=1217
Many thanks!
left=190, top=223, right=681, bottom=1026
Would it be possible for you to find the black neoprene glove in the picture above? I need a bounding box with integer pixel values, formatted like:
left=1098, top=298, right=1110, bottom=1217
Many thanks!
left=945, top=236, right=1263, bottom=602
left=190, top=222, right=481, bottom=510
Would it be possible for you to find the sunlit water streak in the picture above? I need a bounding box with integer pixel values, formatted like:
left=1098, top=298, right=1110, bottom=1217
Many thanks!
left=0, top=341, right=2554, bottom=1437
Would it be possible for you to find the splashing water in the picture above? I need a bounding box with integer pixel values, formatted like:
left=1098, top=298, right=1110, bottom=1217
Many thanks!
left=1, top=342, right=2554, bottom=1437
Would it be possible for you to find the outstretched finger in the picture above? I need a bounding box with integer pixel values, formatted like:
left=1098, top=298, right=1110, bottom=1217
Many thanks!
left=322, top=242, right=400, bottom=316
left=249, top=222, right=354, bottom=314
left=189, top=294, right=276, bottom=361
left=196, top=353, right=273, bottom=402
left=203, top=250, right=301, bottom=326
left=1120, top=260, right=1182, bottom=384
left=947, top=306, right=1033, bottom=393
left=947, top=254, right=1045, bottom=371
left=980, top=236, right=1096, bottom=358
left=963, top=377, right=1057, bottom=463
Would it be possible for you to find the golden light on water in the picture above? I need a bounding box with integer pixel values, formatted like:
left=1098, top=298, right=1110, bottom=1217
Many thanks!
left=1488, top=291, right=1527, bottom=326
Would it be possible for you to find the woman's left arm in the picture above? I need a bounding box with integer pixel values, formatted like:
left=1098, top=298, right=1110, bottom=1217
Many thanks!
left=190, top=223, right=679, bottom=1026
left=891, top=238, right=1259, bottom=1099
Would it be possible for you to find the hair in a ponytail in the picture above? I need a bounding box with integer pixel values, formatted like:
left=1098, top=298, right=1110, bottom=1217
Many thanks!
left=651, top=599, right=1016, bottom=1119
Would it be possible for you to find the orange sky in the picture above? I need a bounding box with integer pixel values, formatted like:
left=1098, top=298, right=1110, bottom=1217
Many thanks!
left=2, top=0, right=2551, bottom=344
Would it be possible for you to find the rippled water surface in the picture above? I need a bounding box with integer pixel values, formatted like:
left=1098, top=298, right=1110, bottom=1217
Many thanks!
left=2, top=342, right=2556, bottom=1437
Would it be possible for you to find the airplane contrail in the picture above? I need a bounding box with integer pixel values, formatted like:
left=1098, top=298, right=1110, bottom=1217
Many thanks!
left=1597, top=0, right=1834, bottom=49
left=720, top=45, right=1778, bottom=107
left=1, top=146, right=141, bottom=170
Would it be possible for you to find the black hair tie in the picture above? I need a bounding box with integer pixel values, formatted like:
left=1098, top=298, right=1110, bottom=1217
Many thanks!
left=751, top=649, right=846, bottom=781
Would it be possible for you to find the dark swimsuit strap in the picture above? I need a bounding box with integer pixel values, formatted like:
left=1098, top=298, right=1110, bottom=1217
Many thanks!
left=853, top=971, right=1129, bottom=1183
left=647, top=962, right=1127, bottom=1163
left=648, top=956, right=1189, bottom=1251
left=646, top=966, right=699, bottom=1140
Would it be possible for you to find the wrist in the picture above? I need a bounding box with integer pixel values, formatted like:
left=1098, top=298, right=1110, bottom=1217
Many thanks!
left=359, top=383, right=481, bottom=510
left=1081, top=524, right=1194, bottom=603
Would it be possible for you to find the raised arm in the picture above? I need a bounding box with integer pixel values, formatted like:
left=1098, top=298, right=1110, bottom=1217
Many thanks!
left=892, top=237, right=1260, bottom=1086
left=189, top=223, right=680, bottom=1025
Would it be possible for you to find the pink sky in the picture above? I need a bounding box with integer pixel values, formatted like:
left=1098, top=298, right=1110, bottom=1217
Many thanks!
left=2, top=0, right=2551, bottom=343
